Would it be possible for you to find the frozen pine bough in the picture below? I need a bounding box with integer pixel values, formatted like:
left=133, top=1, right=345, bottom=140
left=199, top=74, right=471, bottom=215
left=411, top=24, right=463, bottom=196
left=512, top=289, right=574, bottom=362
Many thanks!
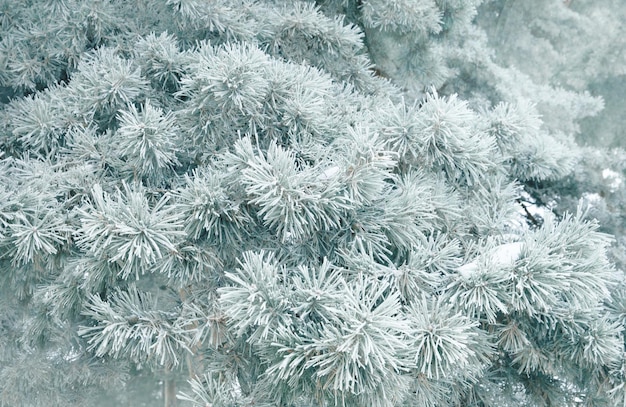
left=0, top=1, right=624, bottom=407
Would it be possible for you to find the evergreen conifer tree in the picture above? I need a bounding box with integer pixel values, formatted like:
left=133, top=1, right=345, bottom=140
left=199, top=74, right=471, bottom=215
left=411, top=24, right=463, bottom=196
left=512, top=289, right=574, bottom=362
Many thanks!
left=0, top=1, right=624, bottom=406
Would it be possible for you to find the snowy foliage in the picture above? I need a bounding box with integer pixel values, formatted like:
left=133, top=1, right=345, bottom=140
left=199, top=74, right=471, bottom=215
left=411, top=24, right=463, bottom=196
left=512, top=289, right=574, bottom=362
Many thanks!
left=0, top=1, right=624, bottom=407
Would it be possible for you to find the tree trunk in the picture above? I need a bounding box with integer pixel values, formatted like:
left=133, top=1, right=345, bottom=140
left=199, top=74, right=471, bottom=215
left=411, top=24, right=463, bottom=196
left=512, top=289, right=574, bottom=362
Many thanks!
left=164, top=376, right=177, bottom=407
